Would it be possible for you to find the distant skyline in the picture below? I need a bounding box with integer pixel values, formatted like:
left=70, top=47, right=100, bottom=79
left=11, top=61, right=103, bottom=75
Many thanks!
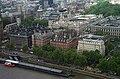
left=53, top=0, right=64, bottom=2
left=53, top=0, right=83, bottom=3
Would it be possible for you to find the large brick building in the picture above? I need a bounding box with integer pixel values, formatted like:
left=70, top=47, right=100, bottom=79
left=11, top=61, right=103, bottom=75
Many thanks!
left=50, top=30, right=78, bottom=48
left=0, top=13, right=3, bottom=45
left=32, top=30, right=53, bottom=46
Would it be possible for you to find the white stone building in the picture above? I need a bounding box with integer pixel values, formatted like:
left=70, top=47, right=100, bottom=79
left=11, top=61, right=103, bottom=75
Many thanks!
left=77, top=34, right=105, bottom=55
left=87, top=16, right=120, bottom=37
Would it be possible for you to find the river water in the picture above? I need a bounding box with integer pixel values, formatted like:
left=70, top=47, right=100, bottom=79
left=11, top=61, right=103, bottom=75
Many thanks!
left=0, top=64, right=99, bottom=79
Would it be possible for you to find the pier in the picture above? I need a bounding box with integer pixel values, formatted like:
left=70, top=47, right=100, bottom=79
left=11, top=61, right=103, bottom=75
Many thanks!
left=0, top=58, right=71, bottom=78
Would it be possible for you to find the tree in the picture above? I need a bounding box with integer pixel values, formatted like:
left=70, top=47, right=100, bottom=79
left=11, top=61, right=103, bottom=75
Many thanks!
left=83, top=50, right=103, bottom=66
left=20, top=16, right=34, bottom=27
left=97, top=51, right=120, bottom=75
left=32, top=46, right=39, bottom=55
left=48, top=48, right=64, bottom=63
left=97, top=58, right=108, bottom=72
left=108, top=57, right=118, bottom=74
left=6, top=42, right=14, bottom=50
left=2, top=17, right=11, bottom=28
left=22, top=44, right=28, bottom=53
left=32, top=46, right=44, bottom=57
left=32, top=19, right=48, bottom=26
left=42, top=44, right=55, bottom=52
left=74, top=55, right=87, bottom=67
left=113, top=50, right=120, bottom=57
left=84, top=1, right=120, bottom=17
left=64, top=49, right=76, bottom=64
left=116, top=66, right=120, bottom=75
left=105, top=42, right=114, bottom=52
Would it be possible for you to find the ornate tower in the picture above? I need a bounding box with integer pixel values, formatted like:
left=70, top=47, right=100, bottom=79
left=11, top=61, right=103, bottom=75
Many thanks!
left=0, top=13, right=3, bottom=45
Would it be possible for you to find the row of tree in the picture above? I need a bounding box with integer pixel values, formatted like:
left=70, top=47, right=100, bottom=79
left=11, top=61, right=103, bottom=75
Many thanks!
left=1, top=16, right=48, bottom=29
left=32, top=44, right=120, bottom=75
left=20, top=16, right=48, bottom=27
left=32, top=44, right=103, bottom=67
left=85, top=1, right=120, bottom=17
left=97, top=51, right=120, bottom=75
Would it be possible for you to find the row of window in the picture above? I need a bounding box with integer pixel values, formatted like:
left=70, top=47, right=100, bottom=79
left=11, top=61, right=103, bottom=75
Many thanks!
left=89, top=27, right=120, bottom=32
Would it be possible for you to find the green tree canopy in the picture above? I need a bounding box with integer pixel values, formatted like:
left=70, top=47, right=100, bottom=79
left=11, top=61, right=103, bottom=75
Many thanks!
left=64, top=49, right=76, bottom=64
left=32, top=19, right=48, bottom=26
left=97, top=50, right=120, bottom=75
left=20, top=16, right=34, bottom=27
left=22, top=44, right=28, bottom=53
left=74, top=55, right=87, bottom=67
left=42, top=44, right=55, bottom=52
left=2, top=17, right=11, bottom=28
left=6, top=42, right=14, bottom=50
left=97, top=58, right=108, bottom=72
left=105, top=41, right=114, bottom=52
left=85, top=1, right=120, bottom=17
left=33, top=46, right=44, bottom=56
left=83, top=50, right=103, bottom=66
left=20, top=16, right=48, bottom=27
left=48, top=48, right=64, bottom=63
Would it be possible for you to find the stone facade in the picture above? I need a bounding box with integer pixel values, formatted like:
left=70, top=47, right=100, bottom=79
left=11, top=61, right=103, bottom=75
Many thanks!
left=77, top=34, right=105, bottom=55
left=87, top=16, right=120, bottom=37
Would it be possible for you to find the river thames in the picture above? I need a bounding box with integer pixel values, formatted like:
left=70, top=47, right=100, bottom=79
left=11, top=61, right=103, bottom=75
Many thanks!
left=0, top=64, right=99, bottom=79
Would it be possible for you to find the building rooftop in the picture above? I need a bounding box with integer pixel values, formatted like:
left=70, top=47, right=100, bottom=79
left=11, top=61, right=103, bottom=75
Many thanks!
left=34, top=31, right=53, bottom=40
left=51, top=29, right=78, bottom=43
left=91, top=16, right=120, bottom=28
left=80, top=34, right=104, bottom=41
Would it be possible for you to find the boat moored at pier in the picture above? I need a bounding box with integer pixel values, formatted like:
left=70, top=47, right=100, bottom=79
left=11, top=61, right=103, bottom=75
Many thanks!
left=0, top=58, right=72, bottom=78
left=4, top=62, right=15, bottom=67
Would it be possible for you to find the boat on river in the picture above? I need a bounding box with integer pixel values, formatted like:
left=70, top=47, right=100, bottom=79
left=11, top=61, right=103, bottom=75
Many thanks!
left=4, top=60, right=18, bottom=67
left=4, top=62, right=15, bottom=67
left=0, top=58, right=72, bottom=78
